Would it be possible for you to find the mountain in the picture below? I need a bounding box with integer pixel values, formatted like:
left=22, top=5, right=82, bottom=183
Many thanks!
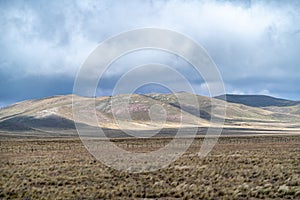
left=1, top=93, right=300, bottom=137
left=215, top=94, right=300, bottom=107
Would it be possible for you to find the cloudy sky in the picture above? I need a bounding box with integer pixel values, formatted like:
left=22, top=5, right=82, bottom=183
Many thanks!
left=1, top=0, right=300, bottom=107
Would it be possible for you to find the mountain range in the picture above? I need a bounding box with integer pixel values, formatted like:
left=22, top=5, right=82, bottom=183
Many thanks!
left=0, top=93, right=300, bottom=138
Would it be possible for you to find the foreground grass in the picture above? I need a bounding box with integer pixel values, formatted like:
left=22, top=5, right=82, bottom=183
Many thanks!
left=0, top=135, right=299, bottom=199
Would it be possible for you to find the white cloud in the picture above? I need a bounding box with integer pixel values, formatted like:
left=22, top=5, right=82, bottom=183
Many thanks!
left=1, top=0, right=300, bottom=101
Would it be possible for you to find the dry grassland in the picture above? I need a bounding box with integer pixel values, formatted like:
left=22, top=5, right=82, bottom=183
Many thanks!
left=0, top=135, right=299, bottom=199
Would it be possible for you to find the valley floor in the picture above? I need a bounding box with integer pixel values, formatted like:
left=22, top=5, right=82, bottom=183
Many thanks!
left=0, top=134, right=299, bottom=199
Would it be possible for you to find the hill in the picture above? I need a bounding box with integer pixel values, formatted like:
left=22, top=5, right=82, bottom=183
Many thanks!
left=215, top=94, right=300, bottom=107
left=0, top=93, right=300, bottom=137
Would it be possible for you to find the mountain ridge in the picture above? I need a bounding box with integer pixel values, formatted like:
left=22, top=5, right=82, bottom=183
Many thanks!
left=1, top=93, right=300, bottom=137
left=215, top=94, right=300, bottom=107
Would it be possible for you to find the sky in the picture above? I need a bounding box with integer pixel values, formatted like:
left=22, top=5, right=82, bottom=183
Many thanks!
left=1, top=0, right=300, bottom=107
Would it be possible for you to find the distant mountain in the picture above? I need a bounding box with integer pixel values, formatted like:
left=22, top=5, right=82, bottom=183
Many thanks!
left=0, top=93, right=300, bottom=137
left=215, top=94, right=300, bottom=107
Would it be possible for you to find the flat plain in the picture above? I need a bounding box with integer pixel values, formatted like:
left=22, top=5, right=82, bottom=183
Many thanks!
left=1, top=135, right=299, bottom=199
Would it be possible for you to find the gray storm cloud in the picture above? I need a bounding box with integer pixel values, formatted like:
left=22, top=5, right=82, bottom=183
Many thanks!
left=1, top=0, right=300, bottom=107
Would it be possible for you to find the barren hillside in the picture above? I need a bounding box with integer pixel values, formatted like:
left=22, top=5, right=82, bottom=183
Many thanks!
left=0, top=93, right=300, bottom=137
